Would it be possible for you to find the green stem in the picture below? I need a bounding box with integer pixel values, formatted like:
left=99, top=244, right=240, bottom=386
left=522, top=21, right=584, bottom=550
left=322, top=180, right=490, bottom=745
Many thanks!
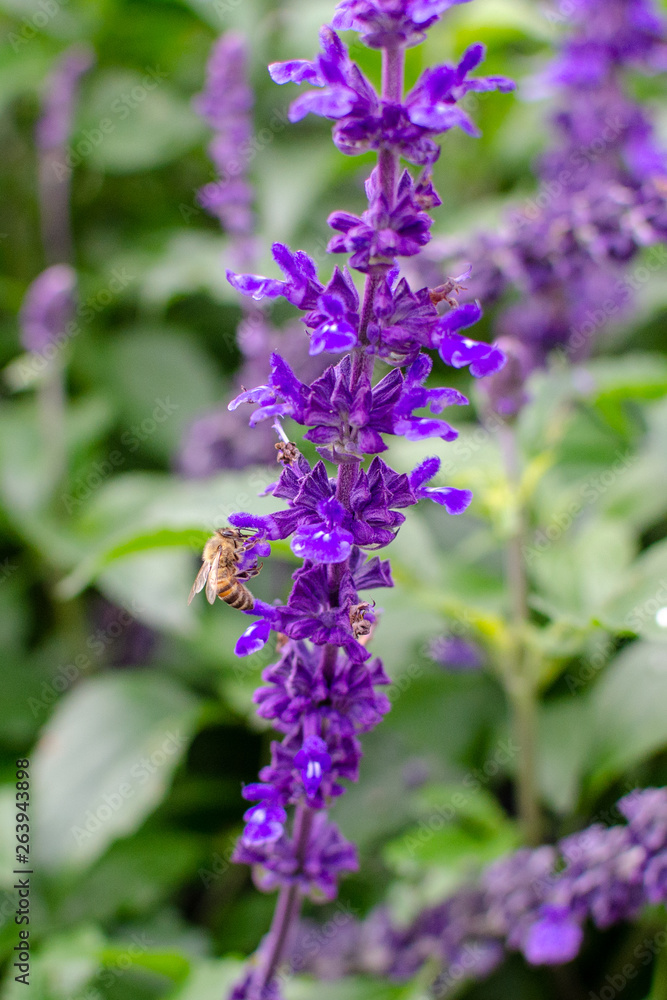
left=509, top=675, right=541, bottom=846
left=648, top=942, right=667, bottom=1000
left=39, top=360, right=67, bottom=496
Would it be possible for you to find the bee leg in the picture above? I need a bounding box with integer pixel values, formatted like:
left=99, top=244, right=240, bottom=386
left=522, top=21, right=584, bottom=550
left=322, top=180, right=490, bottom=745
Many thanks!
left=236, top=562, right=263, bottom=581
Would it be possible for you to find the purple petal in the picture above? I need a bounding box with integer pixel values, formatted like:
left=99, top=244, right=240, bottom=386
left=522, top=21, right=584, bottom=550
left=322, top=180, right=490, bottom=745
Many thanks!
left=328, top=211, right=360, bottom=234
left=291, top=524, right=354, bottom=563
left=394, top=417, right=459, bottom=442
left=226, top=269, right=285, bottom=301
left=317, top=495, right=346, bottom=527
left=523, top=914, right=583, bottom=966
left=409, top=456, right=441, bottom=490
left=439, top=334, right=506, bottom=377
left=437, top=300, right=483, bottom=336
left=458, top=42, right=485, bottom=75
left=421, top=486, right=473, bottom=514
left=269, top=352, right=306, bottom=402
left=229, top=512, right=274, bottom=533
left=269, top=59, right=322, bottom=86
left=235, top=617, right=272, bottom=657
left=227, top=385, right=275, bottom=411
left=310, top=321, right=358, bottom=355
left=470, top=346, right=507, bottom=378
left=289, top=89, right=356, bottom=123
left=241, top=782, right=276, bottom=802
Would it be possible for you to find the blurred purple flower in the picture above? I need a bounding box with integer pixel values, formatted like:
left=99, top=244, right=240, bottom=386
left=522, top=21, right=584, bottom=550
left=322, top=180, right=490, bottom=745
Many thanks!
left=19, top=264, right=76, bottom=355
left=429, top=634, right=484, bottom=671
left=36, top=45, right=95, bottom=152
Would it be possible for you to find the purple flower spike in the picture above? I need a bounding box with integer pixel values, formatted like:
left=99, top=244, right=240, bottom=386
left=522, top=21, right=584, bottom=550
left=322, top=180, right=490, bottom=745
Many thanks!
left=294, top=735, right=332, bottom=798
left=435, top=0, right=667, bottom=415
left=36, top=45, right=95, bottom=152
left=523, top=908, right=584, bottom=966
left=215, top=1, right=516, bottom=993
left=194, top=34, right=255, bottom=239
left=299, top=787, right=667, bottom=984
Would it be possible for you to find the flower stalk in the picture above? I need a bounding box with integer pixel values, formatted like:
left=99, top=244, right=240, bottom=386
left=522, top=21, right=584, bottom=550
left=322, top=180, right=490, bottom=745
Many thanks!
left=207, top=4, right=515, bottom=997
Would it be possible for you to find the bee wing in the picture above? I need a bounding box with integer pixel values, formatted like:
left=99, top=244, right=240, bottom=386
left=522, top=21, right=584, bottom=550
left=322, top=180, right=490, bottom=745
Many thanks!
left=205, top=547, right=222, bottom=605
left=188, top=558, right=211, bottom=605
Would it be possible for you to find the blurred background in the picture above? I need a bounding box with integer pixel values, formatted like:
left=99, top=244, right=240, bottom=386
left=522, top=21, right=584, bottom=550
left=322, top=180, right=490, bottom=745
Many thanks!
left=1, top=0, right=667, bottom=997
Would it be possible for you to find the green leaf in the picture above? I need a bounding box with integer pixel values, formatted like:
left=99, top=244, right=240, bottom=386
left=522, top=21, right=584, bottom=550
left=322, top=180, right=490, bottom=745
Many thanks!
left=77, top=69, right=206, bottom=173
left=285, top=978, right=406, bottom=1000
left=0, top=398, right=57, bottom=519
left=138, top=233, right=237, bottom=308
left=536, top=697, right=592, bottom=814
left=54, top=830, right=204, bottom=926
left=585, top=641, right=667, bottom=794
left=588, top=354, right=667, bottom=403
left=57, top=467, right=282, bottom=601
left=594, top=397, right=667, bottom=531
left=599, top=539, right=667, bottom=639
left=0, top=925, right=104, bottom=1000
left=529, top=518, right=636, bottom=625
left=98, top=326, right=221, bottom=462
left=33, top=672, right=201, bottom=871
left=167, top=959, right=246, bottom=1000
left=99, top=946, right=190, bottom=983
left=452, top=0, right=554, bottom=41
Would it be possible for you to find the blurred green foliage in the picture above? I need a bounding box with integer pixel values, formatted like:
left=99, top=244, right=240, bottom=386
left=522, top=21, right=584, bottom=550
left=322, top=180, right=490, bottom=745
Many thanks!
left=1, top=0, right=667, bottom=997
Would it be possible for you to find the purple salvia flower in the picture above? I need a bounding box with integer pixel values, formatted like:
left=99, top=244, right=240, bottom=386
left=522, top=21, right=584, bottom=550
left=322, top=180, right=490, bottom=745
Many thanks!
left=203, top=4, right=514, bottom=997
left=291, top=787, right=667, bottom=987
left=194, top=32, right=255, bottom=240
left=435, top=0, right=667, bottom=416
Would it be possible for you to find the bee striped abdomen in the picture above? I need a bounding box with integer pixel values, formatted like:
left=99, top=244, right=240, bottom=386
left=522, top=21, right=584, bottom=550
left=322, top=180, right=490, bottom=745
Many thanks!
left=217, top=573, right=255, bottom=610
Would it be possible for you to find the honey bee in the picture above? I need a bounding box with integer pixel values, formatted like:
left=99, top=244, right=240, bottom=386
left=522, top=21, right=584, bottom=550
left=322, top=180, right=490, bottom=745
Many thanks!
left=188, top=528, right=261, bottom=610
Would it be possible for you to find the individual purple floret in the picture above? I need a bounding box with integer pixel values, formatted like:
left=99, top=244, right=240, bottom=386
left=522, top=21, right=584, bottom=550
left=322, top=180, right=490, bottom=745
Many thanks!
left=19, top=264, right=76, bottom=355
left=432, top=0, right=667, bottom=417
left=204, top=3, right=513, bottom=997
left=290, top=787, right=667, bottom=993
